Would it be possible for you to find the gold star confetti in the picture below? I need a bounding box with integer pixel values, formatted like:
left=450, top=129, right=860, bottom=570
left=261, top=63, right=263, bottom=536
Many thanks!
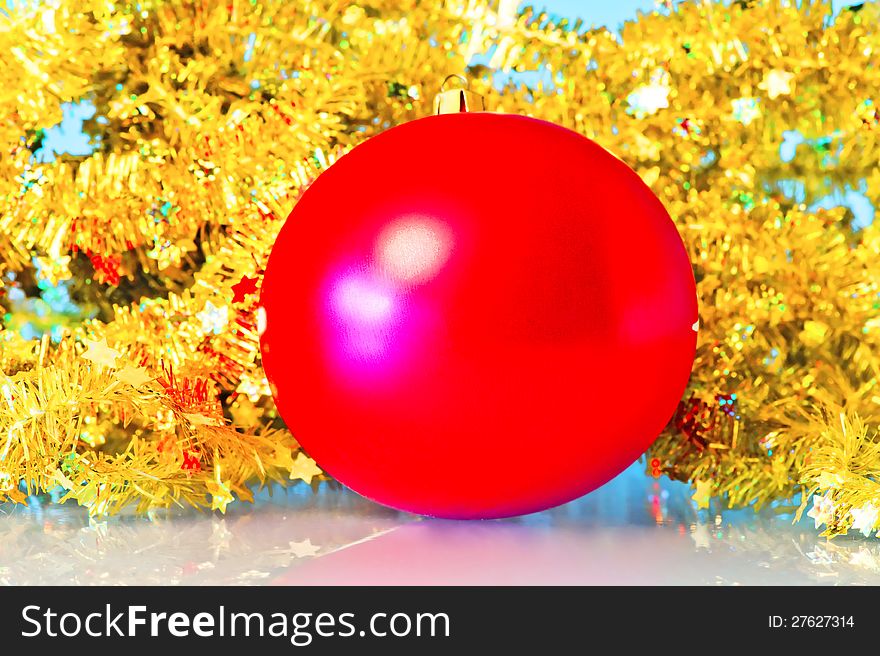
left=81, top=338, right=121, bottom=369
left=230, top=397, right=262, bottom=426
left=114, top=364, right=153, bottom=388
left=271, top=446, right=297, bottom=473
left=691, top=480, right=712, bottom=509
left=206, top=480, right=235, bottom=514
left=290, top=453, right=323, bottom=485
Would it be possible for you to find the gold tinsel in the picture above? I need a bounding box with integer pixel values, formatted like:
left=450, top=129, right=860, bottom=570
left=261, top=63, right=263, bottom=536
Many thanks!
left=1, top=0, right=879, bottom=533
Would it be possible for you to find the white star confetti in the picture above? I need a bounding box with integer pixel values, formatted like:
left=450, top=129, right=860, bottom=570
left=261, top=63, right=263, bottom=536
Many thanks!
left=849, top=503, right=879, bottom=538
left=197, top=300, right=229, bottom=335
left=81, top=338, right=121, bottom=369
left=731, top=97, right=761, bottom=125
left=286, top=539, right=321, bottom=558
left=807, top=493, right=836, bottom=529
left=627, top=73, right=670, bottom=117
left=759, top=69, right=795, bottom=99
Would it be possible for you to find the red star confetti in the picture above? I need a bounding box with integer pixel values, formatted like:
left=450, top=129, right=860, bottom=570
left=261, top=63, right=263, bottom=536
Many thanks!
left=231, top=275, right=260, bottom=303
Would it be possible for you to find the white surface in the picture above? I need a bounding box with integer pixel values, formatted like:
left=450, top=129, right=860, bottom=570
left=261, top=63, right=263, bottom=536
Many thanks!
left=1, top=465, right=879, bottom=585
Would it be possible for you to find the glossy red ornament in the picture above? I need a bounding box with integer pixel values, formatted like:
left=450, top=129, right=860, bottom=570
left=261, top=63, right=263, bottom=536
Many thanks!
left=260, top=112, right=697, bottom=519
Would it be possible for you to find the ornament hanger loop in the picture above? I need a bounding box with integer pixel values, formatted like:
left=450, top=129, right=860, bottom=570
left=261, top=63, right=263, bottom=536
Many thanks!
left=440, top=74, right=470, bottom=92
left=433, top=73, right=486, bottom=115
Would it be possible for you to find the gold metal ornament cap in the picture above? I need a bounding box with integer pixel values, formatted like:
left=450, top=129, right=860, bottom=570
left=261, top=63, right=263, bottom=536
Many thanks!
left=433, top=74, right=486, bottom=114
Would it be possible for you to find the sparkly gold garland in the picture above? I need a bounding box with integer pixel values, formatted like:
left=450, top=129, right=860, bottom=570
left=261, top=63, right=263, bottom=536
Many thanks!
left=1, top=0, right=879, bottom=532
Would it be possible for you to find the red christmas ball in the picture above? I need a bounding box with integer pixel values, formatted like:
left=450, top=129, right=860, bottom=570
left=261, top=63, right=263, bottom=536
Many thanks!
left=260, top=112, right=697, bottom=519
